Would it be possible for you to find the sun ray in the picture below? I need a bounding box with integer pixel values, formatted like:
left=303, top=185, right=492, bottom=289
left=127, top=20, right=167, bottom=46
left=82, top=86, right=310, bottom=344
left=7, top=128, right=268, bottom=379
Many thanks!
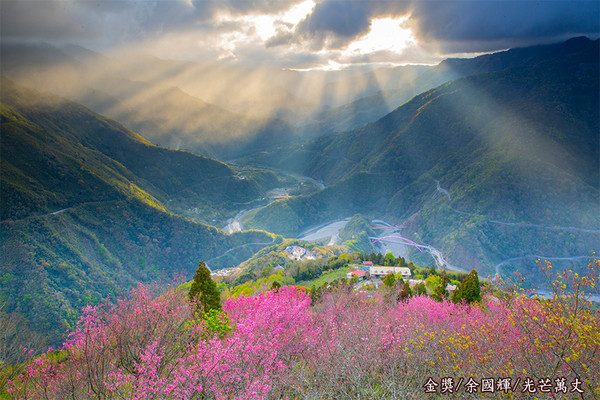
left=344, top=16, right=415, bottom=57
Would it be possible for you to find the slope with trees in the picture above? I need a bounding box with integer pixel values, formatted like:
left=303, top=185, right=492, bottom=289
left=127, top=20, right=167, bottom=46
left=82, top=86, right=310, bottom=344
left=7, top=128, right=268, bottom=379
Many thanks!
left=0, top=78, right=275, bottom=344
left=303, top=36, right=599, bottom=136
left=7, top=259, right=599, bottom=398
left=244, top=37, right=600, bottom=281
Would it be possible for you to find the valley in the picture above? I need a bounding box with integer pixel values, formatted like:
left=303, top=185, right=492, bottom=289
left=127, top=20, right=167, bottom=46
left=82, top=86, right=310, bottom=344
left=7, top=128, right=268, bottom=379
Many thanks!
left=2, top=2, right=599, bottom=397
left=1, top=35, right=599, bottom=362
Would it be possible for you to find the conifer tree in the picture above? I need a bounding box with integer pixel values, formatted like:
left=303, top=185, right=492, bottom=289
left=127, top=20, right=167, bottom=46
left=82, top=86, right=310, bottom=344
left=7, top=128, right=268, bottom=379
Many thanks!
left=462, top=269, right=481, bottom=303
left=451, top=285, right=463, bottom=304
left=452, top=269, right=481, bottom=304
left=397, top=279, right=412, bottom=302
left=189, top=261, right=222, bottom=314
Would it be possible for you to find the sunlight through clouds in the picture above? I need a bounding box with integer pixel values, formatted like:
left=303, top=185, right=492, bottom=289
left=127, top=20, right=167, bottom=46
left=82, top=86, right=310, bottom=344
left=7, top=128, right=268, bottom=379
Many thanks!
left=345, top=16, right=415, bottom=56
left=281, top=0, right=316, bottom=25
left=213, top=0, right=315, bottom=57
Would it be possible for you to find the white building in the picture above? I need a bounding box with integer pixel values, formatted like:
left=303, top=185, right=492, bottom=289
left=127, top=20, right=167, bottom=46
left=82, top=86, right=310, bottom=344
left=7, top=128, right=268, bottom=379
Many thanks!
left=284, top=246, right=316, bottom=261
left=370, top=266, right=411, bottom=280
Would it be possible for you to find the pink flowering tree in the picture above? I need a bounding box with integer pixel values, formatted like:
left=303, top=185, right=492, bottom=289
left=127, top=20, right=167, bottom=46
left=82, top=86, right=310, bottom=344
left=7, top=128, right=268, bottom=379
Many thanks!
left=7, top=259, right=599, bottom=399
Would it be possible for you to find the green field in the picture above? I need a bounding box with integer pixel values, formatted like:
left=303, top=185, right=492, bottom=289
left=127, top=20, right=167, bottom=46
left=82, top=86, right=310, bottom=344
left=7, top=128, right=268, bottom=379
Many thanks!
left=296, top=266, right=349, bottom=288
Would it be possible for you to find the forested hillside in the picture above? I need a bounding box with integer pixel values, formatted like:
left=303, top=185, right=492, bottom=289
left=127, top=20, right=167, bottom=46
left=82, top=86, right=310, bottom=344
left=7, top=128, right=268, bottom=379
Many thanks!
left=306, top=36, right=600, bottom=135
left=0, top=79, right=275, bottom=343
left=245, top=37, right=600, bottom=279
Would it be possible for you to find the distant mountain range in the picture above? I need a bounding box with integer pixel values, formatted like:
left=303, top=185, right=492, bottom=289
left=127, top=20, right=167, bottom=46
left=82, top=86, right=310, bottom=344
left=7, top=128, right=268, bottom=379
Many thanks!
left=305, top=36, right=600, bottom=135
left=244, top=37, right=600, bottom=279
left=0, top=43, right=440, bottom=158
left=1, top=43, right=302, bottom=159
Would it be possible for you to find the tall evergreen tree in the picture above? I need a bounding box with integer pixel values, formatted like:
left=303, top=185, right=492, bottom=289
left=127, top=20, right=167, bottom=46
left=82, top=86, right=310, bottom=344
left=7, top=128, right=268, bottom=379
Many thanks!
left=462, top=269, right=481, bottom=303
left=189, top=261, right=222, bottom=314
left=397, top=279, right=412, bottom=302
left=452, top=269, right=481, bottom=304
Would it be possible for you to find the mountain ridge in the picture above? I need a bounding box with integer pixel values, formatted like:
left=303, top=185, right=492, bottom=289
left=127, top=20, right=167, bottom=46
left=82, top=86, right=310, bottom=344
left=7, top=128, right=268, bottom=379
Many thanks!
left=305, top=36, right=599, bottom=137
left=244, top=37, right=599, bottom=278
left=1, top=43, right=301, bottom=159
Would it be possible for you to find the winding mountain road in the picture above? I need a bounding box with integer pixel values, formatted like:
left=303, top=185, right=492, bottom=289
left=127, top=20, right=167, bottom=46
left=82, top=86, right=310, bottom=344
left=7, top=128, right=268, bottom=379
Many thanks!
left=494, top=255, right=593, bottom=277
left=223, top=169, right=327, bottom=234
left=434, top=179, right=451, bottom=201
left=433, top=180, right=600, bottom=234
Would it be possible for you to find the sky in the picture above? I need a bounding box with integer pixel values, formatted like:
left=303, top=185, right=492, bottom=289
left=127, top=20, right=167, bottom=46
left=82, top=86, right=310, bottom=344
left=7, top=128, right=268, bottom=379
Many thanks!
left=2, top=0, right=599, bottom=70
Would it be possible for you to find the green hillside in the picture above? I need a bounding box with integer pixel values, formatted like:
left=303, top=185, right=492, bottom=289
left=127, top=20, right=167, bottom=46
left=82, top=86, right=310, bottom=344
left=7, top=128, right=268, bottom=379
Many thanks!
left=0, top=79, right=274, bottom=344
left=245, top=38, right=600, bottom=281
left=304, top=36, right=599, bottom=137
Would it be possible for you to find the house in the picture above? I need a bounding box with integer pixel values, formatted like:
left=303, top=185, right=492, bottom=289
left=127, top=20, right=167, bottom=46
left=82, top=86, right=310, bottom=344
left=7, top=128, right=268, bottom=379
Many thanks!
left=348, top=264, right=370, bottom=272
left=346, top=269, right=367, bottom=281
left=369, top=266, right=411, bottom=280
left=363, top=261, right=373, bottom=266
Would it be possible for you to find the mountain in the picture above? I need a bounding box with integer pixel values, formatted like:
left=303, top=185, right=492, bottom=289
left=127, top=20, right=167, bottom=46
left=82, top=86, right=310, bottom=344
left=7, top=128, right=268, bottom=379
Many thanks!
left=244, top=37, right=600, bottom=281
left=303, top=64, right=429, bottom=108
left=0, top=78, right=275, bottom=343
left=72, top=51, right=319, bottom=122
left=1, top=43, right=301, bottom=160
left=306, top=36, right=599, bottom=136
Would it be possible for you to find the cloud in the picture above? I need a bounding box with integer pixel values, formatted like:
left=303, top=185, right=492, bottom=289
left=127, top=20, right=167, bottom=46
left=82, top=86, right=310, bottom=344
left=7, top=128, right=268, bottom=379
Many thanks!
left=408, top=0, right=600, bottom=53
left=1, top=0, right=305, bottom=45
left=265, top=30, right=295, bottom=48
left=1, top=0, right=198, bottom=46
left=195, top=0, right=305, bottom=16
left=1, top=0, right=97, bottom=41
left=1, top=0, right=597, bottom=69
left=298, top=1, right=371, bottom=39
left=283, top=0, right=598, bottom=54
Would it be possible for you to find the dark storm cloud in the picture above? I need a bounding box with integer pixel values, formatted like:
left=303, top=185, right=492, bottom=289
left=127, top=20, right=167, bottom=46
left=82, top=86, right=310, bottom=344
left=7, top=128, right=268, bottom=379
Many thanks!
left=193, top=0, right=304, bottom=15
left=410, top=0, right=600, bottom=52
left=299, top=1, right=371, bottom=37
left=289, top=0, right=599, bottom=52
left=1, top=0, right=96, bottom=40
left=288, top=1, right=406, bottom=49
left=0, top=0, right=304, bottom=45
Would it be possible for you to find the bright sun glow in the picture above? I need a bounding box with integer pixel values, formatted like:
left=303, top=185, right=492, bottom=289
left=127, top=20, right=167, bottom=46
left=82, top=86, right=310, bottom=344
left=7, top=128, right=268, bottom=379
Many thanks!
left=216, top=0, right=315, bottom=43
left=281, top=0, right=315, bottom=25
left=345, top=16, right=414, bottom=56
left=248, top=15, right=278, bottom=40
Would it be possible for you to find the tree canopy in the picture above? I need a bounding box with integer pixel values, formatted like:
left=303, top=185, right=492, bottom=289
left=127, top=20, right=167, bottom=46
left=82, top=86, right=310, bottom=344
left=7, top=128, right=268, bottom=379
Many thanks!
left=189, top=261, right=222, bottom=314
left=452, top=269, right=481, bottom=304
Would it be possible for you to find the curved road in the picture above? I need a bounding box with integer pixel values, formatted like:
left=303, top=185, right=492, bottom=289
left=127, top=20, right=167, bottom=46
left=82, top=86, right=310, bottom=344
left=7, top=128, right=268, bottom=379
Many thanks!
left=494, top=255, right=593, bottom=277
left=433, top=180, right=598, bottom=277
left=434, top=179, right=451, bottom=201
left=434, top=180, right=599, bottom=234
left=223, top=205, right=266, bottom=233
left=223, top=169, right=327, bottom=234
